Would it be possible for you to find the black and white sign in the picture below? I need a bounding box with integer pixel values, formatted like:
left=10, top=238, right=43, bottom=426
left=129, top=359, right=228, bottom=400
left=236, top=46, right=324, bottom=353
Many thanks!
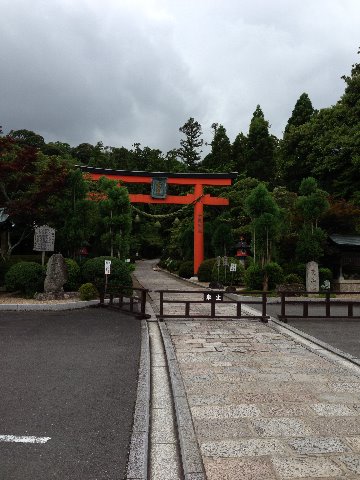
left=230, top=263, right=237, bottom=272
left=33, top=225, right=55, bottom=252
left=204, top=292, right=223, bottom=302
left=105, top=260, right=111, bottom=275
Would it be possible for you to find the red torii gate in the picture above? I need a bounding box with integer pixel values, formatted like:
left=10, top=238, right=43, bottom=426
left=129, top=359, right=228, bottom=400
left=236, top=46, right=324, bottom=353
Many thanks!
left=80, top=166, right=237, bottom=274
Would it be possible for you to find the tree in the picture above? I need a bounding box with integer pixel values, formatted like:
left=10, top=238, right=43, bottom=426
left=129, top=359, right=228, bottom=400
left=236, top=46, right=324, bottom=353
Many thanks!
left=232, top=132, right=247, bottom=175
left=51, top=169, right=99, bottom=258
left=244, top=106, right=277, bottom=183
left=211, top=223, right=234, bottom=256
left=295, top=177, right=329, bottom=263
left=201, top=124, right=232, bottom=172
left=178, top=117, right=203, bottom=170
left=8, top=129, right=45, bottom=148
left=94, top=177, right=132, bottom=259
left=284, top=93, right=315, bottom=133
left=244, top=183, right=281, bottom=267
left=0, top=137, right=69, bottom=258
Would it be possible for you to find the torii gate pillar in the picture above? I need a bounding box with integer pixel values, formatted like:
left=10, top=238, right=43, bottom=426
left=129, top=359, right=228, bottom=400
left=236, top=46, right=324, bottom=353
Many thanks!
left=80, top=167, right=237, bottom=275
left=193, top=183, right=204, bottom=275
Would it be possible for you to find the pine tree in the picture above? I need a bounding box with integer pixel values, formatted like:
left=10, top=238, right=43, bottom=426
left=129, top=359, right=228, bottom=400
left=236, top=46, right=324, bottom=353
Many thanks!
left=284, top=93, right=315, bottom=133
left=244, top=106, right=276, bottom=183
left=201, top=124, right=232, bottom=171
left=178, top=117, right=203, bottom=170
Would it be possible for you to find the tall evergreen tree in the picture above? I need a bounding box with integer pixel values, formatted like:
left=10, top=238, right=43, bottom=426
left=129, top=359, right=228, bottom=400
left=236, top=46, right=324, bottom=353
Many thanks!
left=244, top=106, right=277, bottom=183
left=278, top=93, right=315, bottom=190
left=232, top=132, right=247, bottom=175
left=178, top=117, right=203, bottom=170
left=201, top=124, right=232, bottom=171
left=284, top=93, right=315, bottom=133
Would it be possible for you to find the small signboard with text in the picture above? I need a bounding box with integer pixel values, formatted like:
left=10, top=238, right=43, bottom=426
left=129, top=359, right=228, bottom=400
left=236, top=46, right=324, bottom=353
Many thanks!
left=33, top=225, right=55, bottom=252
left=204, top=292, right=223, bottom=302
left=105, top=260, right=111, bottom=275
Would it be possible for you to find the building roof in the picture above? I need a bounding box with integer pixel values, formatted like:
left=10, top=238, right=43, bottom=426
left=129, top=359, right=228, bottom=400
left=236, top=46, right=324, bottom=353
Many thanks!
left=78, top=165, right=238, bottom=180
left=0, top=208, right=9, bottom=224
left=329, top=234, right=360, bottom=247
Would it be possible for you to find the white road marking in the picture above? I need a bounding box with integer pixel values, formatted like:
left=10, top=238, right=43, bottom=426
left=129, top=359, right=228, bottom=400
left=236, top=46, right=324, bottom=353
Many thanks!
left=0, top=435, right=51, bottom=444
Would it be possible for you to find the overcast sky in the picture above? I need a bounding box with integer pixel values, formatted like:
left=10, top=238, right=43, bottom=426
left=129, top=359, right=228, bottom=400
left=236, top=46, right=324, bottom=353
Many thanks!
left=1, top=0, right=359, bottom=154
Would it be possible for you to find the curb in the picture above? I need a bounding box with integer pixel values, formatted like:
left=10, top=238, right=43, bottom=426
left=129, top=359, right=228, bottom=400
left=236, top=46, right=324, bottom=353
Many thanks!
left=0, top=299, right=100, bottom=311
left=126, top=319, right=151, bottom=480
left=159, top=321, right=206, bottom=480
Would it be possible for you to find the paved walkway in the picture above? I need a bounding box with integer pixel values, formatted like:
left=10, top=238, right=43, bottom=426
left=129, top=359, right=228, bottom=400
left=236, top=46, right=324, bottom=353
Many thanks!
left=134, top=260, right=360, bottom=480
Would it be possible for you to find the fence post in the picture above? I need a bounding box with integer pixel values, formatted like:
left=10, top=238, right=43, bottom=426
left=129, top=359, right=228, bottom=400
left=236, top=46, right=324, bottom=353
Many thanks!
left=325, top=292, right=331, bottom=317
left=100, top=292, right=105, bottom=305
left=160, top=291, right=164, bottom=317
left=237, top=302, right=242, bottom=317
left=281, top=292, right=286, bottom=317
left=211, top=299, right=216, bottom=318
left=262, top=292, right=267, bottom=320
left=348, top=302, right=353, bottom=317
left=140, top=289, right=147, bottom=318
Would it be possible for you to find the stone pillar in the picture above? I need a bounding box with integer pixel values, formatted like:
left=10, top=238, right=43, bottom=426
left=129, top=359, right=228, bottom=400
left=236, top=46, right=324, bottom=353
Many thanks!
left=306, top=261, right=319, bottom=292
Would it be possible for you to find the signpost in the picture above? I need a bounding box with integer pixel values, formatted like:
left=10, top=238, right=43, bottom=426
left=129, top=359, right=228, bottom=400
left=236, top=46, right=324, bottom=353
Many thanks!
left=104, top=260, right=111, bottom=296
left=33, top=225, right=55, bottom=265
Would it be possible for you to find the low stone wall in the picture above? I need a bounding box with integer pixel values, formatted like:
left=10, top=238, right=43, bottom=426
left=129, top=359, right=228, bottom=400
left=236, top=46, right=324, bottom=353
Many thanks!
left=332, top=280, right=360, bottom=292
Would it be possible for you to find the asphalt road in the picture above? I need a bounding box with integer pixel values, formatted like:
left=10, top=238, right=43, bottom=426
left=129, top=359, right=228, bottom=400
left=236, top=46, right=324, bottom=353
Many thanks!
left=264, top=302, right=360, bottom=359
left=0, top=308, right=141, bottom=480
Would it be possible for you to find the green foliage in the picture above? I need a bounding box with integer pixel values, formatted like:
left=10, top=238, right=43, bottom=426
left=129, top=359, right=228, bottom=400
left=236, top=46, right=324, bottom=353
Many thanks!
left=244, top=263, right=264, bottom=290
left=264, top=262, right=284, bottom=289
left=244, top=261, right=283, bottom=291
left=158, top=257, right=180, bottom=272
left=296, top=225, right=327, bottom=263
left=78, top=282, right=99, bottom=300
left=64, top=258, right=81, bottom=291
left=81, top=256, right=132, bottom=292
left=95, top=177, right=132, bottom=259
left=5, top=261, right=45, bottom=297
left=244, top=105, right=276, bottom=183
left=244, top=183, right=281, bottom=265
left=211, top=258, right=245, bottom=285
left=319, top=267, right=333, bottom=284
left=178, top=117, right=204, bottom=170
left=178, top=261, right=194, bottom=279
left=211, top=223, right=234, bottom=257
left=284, top=273, right=304, bottom=284
left=197, top=258, right=217, bottom=282
left=201, top=124, right=232, bottom=172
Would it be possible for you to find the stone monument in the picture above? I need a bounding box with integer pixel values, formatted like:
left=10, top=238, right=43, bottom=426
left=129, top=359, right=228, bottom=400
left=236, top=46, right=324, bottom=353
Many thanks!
left=35, top=254, right=71, bottom=300
left=306, top=261, right=319, bottom=292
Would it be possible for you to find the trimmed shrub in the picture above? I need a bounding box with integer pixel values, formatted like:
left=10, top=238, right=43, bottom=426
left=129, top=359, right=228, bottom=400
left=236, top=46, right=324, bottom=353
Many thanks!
left=81, top=256, right=132, bottom=293
left=5, top=261, right=45, bottom=297
left=198, top=258, right=217, bottom=282
left=211, top=258, right=245, bottom=286
left=64, top=258, right=81, bottom=291
left=159, top=257, right=181, bottom=273
left=178, top=261, right=194, bottom=279
left=284, top=273, right=304, bottom=285
left=244, top=263, right=263, bottom=290
left=79, top=282, right=99, bottom=300
left=264, top=262, right=284, bottom=290
left=0, top=254, right=47, bottom=286
left=244, top=262, right=284, bottom=291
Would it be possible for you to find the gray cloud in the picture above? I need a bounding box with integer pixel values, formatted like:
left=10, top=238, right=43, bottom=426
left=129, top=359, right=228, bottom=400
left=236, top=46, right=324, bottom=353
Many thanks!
left=1, top=0, right=359, bottom=152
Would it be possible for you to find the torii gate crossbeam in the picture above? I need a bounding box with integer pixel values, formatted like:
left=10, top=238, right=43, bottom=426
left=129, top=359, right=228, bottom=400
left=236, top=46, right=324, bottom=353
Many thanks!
left=80, top=166, right=237, bottom=274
